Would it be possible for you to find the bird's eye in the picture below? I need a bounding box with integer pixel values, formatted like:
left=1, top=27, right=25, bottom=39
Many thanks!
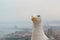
left=37, top=15, right=40, bottom=17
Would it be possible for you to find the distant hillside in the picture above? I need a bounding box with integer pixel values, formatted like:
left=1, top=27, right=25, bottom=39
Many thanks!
left=46, top=20, right=60, bottom=24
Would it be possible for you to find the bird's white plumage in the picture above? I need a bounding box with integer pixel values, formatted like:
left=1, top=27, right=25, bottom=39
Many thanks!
left=31, top=14, right=49, bottom=40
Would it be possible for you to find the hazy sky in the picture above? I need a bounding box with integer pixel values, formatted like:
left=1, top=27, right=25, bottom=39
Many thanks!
left=0, top=0, right=60, bottom=22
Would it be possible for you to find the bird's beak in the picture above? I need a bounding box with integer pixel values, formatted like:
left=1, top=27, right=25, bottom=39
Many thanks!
left=32, top=16, right=37, bottom=22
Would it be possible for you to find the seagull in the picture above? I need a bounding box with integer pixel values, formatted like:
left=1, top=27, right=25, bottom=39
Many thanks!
left=31, top=14, right=49, bottom=40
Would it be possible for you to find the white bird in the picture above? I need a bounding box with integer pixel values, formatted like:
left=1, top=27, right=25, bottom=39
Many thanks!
left=31, top=14, right=49, bottom=40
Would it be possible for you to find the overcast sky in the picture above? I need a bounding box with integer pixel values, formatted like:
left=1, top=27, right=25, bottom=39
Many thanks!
left=0, top=0, right=60, bottom=22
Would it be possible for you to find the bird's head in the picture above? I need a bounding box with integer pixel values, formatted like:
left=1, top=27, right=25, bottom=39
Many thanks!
left=31, top=14, right=41, bottom=24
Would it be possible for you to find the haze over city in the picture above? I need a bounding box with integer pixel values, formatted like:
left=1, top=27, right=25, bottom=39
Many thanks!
left=0, top=0, right=60, bottom=40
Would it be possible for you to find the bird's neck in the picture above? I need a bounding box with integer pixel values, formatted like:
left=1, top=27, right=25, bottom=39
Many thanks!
left=31, top=23, right=48, bottom=40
